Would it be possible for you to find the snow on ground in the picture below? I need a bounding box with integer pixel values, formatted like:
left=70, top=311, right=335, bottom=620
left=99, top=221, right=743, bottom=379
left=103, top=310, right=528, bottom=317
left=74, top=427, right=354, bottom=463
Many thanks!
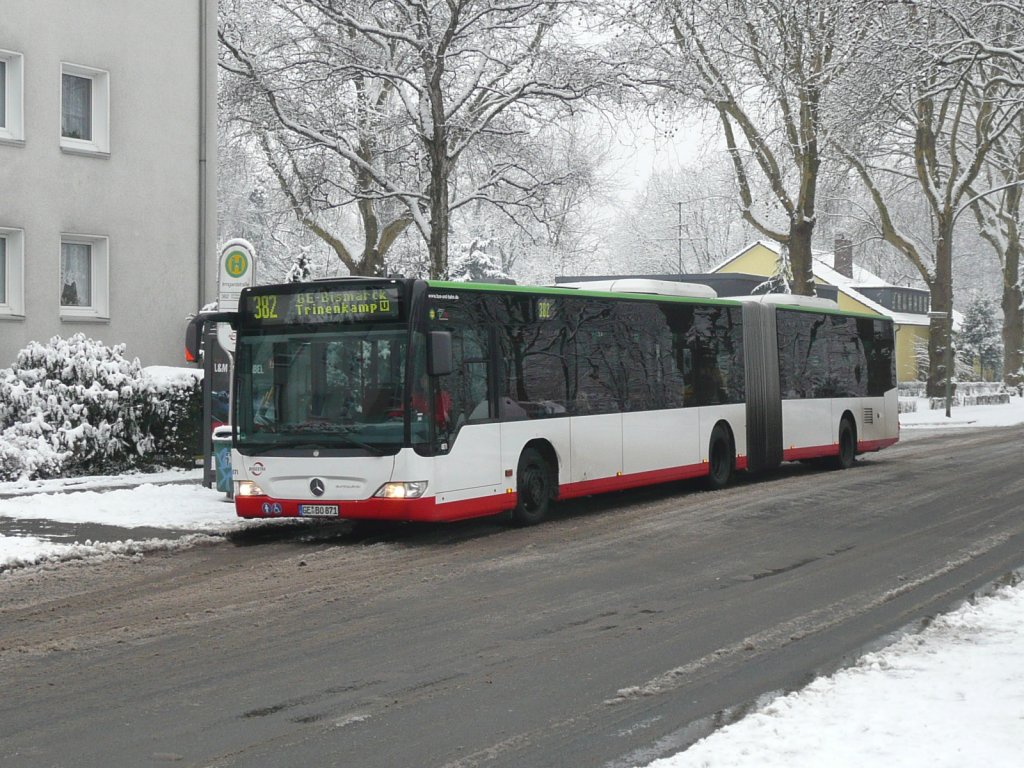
left=899, top=396, right=1024, bottom=430
left=0, top=473, right=252, bottom=571
left=0, top=467, right=204, bottom=498
left=647, top=577, right=1024, bottom=768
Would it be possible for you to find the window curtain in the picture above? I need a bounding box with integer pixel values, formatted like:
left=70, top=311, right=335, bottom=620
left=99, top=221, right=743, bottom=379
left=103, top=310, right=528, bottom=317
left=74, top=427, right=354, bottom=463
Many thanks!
left=61, top=73, right=91, bottom=140
left=0, top=60, right=7, bottom=128
left=61, top=242, right=91, bottom=307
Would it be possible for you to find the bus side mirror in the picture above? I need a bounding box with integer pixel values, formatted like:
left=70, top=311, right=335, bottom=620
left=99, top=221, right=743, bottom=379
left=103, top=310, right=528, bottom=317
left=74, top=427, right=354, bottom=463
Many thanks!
left=427, top=331, right=453, bottom=376
left=185, top=315, right=204, bottom=363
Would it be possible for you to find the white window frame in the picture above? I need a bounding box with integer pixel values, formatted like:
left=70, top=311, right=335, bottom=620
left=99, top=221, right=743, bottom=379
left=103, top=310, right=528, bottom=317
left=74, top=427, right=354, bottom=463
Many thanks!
left=0, top=49, right=25, bottom=144
left=0, top=227, right=25, bottom=318
left=59, top=234, right=109, bottom=321
left=60, top=62, right=109, bottom=156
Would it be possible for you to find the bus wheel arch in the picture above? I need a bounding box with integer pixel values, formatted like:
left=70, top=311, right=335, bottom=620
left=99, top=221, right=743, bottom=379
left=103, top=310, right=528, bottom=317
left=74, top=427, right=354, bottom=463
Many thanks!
left=834, top=412, right=857, bottom=470
left=707, top=421, right=736, bottom=490
left=510, top=440, right=558, bottom=526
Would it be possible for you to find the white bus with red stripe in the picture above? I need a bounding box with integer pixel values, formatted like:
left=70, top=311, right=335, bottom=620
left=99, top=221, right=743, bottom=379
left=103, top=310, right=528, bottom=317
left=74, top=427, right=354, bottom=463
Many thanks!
left=228, top=278, right=898, bottom=525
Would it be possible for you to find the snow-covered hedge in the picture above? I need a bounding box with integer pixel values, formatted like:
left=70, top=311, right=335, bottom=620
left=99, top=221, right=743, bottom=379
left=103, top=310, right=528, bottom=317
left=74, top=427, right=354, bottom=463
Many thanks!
left=0, top=335, right=201, bottom=481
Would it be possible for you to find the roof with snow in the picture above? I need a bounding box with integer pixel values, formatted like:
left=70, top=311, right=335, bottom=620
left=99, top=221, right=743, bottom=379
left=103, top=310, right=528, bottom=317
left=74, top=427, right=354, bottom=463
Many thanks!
left=712, top=241, right=962, bottom=328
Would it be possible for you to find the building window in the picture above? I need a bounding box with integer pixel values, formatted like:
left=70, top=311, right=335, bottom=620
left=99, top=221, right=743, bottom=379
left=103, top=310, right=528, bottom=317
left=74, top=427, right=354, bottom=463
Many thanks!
left=62, top=74, right=92, bottom=140
left=0, top=49, right=25, bottom=143
left=60, top=235, right=109, bottom=320
left=61, top=242, right=92, bottom=307
left=0, top=227, right=25, bottom=318
left=60, top=63, right=109, bottom=155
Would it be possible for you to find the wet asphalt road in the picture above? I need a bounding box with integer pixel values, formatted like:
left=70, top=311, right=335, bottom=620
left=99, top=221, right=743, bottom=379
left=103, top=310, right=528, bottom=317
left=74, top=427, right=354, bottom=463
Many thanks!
left=1, top=427, right=1022, bottom=768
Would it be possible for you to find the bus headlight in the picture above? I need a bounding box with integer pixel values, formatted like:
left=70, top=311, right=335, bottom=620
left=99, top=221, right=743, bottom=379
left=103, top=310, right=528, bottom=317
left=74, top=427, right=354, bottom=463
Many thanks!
left=236, top=481, right=266, bottom=497
left=374, top=481, right=428, bottom=499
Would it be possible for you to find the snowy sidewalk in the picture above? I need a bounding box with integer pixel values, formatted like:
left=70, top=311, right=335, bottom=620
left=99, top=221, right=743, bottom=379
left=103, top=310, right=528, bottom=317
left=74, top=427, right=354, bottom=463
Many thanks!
left=0, top=470, right=246, bottom=571
left=0, top=467, right=203, bottom=499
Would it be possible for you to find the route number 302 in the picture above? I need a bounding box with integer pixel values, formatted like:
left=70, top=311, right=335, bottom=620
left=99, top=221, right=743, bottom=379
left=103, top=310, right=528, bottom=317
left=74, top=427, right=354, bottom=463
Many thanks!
left=253, top=295, right=278, bottom=320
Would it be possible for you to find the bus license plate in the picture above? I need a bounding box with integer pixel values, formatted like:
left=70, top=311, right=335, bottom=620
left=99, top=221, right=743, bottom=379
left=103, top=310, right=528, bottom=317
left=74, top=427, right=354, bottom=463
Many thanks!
left=299, top=504, right=339, bottom=517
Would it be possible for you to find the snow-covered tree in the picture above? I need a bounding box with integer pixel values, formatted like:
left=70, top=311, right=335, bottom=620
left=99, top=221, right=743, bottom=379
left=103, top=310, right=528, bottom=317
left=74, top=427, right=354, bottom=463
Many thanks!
left=610, top=159, right=760, bottom=275
left=958, top=295, right=1004, bottom=381
left=835, top=0, right=1024, bottom=396
left=970, top=120, right=1024, bottom=386
left=219, top=0, right=607, bottom=279
left=285, top=247, right=314, bottom=283
left=448, top=237, right=509, bottom=283
left=610, top=0, right=875, bottom=296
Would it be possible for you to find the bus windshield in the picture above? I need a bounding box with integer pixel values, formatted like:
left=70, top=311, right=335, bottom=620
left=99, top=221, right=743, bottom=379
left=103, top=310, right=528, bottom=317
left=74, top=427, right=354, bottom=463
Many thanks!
left=235, top=326, right=429, bottom=453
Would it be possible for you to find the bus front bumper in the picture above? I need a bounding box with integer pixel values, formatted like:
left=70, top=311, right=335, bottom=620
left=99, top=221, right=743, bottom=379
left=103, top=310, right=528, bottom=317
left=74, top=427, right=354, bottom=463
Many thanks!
left=235, top=493, right=516, bottom=523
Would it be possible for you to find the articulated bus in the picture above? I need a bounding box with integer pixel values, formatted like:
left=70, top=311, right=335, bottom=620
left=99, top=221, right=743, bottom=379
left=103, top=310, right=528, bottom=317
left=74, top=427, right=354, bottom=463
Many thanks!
left=226, top=277, right=899, bottom=525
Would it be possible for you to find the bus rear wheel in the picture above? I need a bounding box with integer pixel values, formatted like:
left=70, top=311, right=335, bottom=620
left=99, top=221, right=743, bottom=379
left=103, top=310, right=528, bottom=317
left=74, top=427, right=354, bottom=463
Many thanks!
left=833, top=417, right=857, bottom=470
left=707, top=424, right=734, bottom=490
left=511, top=447, right=553, bottom=526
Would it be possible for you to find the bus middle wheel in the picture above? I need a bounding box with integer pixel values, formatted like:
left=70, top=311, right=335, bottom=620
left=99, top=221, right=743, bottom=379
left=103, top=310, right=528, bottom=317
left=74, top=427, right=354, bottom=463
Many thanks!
left=833, top=416, right=857, bottom=470
left=707, top=424, right=735, bottom=490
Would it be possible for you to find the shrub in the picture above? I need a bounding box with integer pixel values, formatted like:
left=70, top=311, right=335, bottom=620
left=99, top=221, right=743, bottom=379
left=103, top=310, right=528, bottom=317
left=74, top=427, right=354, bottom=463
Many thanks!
left=0, top=335, right=202, bottom=481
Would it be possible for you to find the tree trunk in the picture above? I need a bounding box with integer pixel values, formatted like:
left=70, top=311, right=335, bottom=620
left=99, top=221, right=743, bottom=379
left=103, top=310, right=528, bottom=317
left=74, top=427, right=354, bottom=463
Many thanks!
left=927, top=232, right=954, bottom=398
left=788, top=218, right=816, bottom=297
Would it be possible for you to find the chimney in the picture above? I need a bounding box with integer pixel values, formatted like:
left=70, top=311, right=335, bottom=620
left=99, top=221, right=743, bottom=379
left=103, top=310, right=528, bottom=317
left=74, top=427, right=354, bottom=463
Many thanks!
left=834, top=234, right=854, bottom=279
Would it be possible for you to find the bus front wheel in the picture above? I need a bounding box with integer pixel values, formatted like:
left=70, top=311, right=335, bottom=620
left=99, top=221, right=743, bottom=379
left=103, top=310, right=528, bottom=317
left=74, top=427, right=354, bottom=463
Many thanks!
left=707, top=424, right=735, bottom=490
left=511, top=447, right=553, bottom=526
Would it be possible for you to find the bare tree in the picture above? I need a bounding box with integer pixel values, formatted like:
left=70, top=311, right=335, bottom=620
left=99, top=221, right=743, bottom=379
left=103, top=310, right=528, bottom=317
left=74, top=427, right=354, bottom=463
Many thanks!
left=836, top=0, right=1024, bottom=396
left=970, top=118, right=1024, bottom=386
left=611, top=158, right=759, bottom=275
left=220, top=0, right=606, bottom=279
left=612, top=0, right=871, bottom=295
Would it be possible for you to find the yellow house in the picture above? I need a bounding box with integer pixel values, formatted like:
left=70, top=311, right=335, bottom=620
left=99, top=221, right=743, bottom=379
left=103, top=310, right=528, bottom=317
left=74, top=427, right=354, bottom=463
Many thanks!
left=713, top=241, right=933, bottom=382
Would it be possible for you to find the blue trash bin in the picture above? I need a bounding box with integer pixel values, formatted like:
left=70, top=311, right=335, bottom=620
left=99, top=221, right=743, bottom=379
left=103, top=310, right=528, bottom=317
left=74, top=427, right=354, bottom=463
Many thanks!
left=212, top=425, right=233, bottom=497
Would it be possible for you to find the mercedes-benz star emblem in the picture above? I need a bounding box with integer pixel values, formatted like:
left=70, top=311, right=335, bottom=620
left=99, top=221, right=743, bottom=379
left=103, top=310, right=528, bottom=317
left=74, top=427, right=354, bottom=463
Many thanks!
left=310, top=478, right=326, bottom=497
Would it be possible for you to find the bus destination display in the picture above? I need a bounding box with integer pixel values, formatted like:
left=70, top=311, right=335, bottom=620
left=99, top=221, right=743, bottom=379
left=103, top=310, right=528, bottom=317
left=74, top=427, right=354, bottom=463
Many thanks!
left=246, top=287, right=401, bottom=325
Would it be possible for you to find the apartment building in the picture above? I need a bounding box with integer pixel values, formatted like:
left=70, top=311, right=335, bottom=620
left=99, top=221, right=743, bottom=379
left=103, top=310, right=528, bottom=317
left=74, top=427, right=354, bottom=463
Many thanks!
left=0, top=0, right=217, bottom=365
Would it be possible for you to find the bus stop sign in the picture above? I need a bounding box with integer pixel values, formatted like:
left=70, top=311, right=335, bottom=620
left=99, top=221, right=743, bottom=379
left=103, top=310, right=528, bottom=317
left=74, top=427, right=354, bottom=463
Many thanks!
left=218, top=238, right=256, bottom=313
left=217, top=238, right=256, bottom=352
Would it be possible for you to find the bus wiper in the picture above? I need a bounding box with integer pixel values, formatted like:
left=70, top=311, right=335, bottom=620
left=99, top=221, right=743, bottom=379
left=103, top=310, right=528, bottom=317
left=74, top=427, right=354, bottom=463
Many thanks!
left=331, top=428, right=387, bottom=455
left=287, top=436, right=386, bottom=455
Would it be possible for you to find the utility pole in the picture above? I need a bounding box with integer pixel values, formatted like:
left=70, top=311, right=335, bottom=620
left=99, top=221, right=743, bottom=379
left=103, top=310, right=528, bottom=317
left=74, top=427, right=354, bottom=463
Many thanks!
left=677, top=201, right=683, bottom=275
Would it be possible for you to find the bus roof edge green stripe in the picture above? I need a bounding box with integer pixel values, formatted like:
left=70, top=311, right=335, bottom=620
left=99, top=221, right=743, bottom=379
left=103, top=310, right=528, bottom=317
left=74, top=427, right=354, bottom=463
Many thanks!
left=426, top=281, right=886, bottom=319
left=426, top=280, right=741, bottom=307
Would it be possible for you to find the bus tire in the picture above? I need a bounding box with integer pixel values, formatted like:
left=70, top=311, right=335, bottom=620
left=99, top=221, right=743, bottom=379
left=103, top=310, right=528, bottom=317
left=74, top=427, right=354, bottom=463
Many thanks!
left=707, top=423, right=735, bottom=490
left=511, top=447, right=553, bottom=526
left=833, top=416, right=857, bottom=470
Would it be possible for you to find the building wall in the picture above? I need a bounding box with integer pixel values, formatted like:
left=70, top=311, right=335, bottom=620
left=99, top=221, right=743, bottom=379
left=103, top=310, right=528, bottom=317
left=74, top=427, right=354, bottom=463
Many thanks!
left=896, top=325, right=928, bottom=383
left=716, top=243, right=780, bottom=276
left=0, top=0, right=217, bottom=367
